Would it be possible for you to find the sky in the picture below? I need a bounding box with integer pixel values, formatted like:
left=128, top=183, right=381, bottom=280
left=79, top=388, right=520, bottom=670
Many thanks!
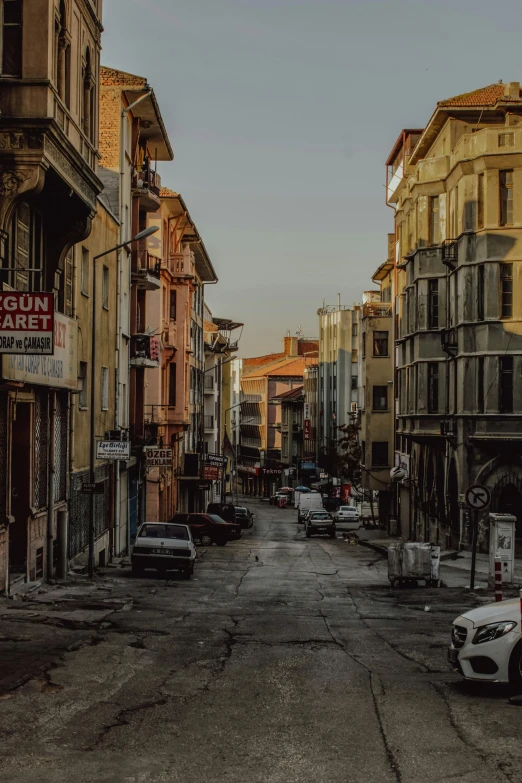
left=102, top=0, right=522, bottom=357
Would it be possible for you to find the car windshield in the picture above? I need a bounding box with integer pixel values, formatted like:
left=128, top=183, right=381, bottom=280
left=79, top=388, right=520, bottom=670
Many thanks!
left=311, top=513, right=329, bottom=519
left=139, top=524, right=189, bottom=540
left=208, top=514, right=228, bottom=524
left=235, top=507, right=247, bottom=513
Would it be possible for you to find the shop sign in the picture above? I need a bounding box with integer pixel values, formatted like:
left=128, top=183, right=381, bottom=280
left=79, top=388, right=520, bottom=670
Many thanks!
left=96, top=440, right=131, bottom=461
left=260, top=468, right=281, bottom=476
left=0, top=292, right=54, bottom=354
left=144, top=448, right=173, bottom=467
left=303, top=402, right=311, bottom=421
left=205, top=453, right=228, bottom=467
left=204, top=465, right=220, bottom=481
left=301, top=461, right=316, bottom=471
left=3, top=311, right=77, bottom=389
left=304, top=420, right=311, bottom=440
left=81, top=482, right=105, bottom=495
left=238, top=464, right=258, bottom=476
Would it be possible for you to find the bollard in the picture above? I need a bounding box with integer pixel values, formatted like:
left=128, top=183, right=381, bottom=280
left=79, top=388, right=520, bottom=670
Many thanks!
left=494, top=555, right=503, bottom=602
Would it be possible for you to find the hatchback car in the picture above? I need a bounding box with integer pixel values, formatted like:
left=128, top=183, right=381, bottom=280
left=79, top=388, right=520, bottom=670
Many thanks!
left=131, top=522, right=196, bottom=578
left=448, top=597, right=522, bottom=688
left=170, top=513, right=241, bottom=546
left=305, top=511, right=336, bottom=538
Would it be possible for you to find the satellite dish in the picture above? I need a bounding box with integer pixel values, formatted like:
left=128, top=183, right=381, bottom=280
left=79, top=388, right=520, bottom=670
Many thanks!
left=390, top=466, right=407, bottom=483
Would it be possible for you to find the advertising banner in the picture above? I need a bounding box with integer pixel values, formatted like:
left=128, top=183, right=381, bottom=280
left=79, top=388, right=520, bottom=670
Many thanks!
left=304, top=420, right=311, bottom=440
left=0, top=292, right=54, bottom=354
left=205, top=453, right=228, bottom=468
left=96, top=441, right=131, bottom=461
left=303, top=402, right=311, bottom=421
left=3, top=310, right=77, bottom=389
left=144, top=448, right=173, bottom=468
left=204, top=465, right=220, bottom=481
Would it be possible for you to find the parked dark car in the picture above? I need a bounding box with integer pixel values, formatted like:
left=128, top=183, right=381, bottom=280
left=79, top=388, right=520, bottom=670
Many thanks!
left=170, top=513, right=241, bottom=546
left=207, top=503, right=236, bottom=522
left=234, top=506, right=253, bottom=529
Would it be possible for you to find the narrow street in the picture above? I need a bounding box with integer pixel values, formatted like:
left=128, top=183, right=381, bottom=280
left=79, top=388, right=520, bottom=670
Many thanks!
left=1, top=502, right=522, bottom=783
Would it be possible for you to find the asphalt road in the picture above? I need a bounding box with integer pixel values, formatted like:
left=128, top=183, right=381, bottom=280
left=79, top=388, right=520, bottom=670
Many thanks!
left=1, top=501, right=522, bottom=783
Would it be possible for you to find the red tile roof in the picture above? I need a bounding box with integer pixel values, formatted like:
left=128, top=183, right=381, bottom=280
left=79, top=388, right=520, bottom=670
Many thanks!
left=438, top=83, right=521, bottom=107
left=271, top=386, right=304, bottom=401
left=242, top=352, right=286, bottom=370
left=242, top=356, right=306, bottom=380
left=160, top=187, right=179, bottom=198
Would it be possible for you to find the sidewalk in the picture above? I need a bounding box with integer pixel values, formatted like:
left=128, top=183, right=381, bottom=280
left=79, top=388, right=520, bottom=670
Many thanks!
left=359, top=535, right=522, bottom=589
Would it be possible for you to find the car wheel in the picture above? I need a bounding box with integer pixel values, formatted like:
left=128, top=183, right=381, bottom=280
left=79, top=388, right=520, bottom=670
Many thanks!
left=132, top=563, right=144, bottom=577
left=509, top=641, right=522, bottom=691
left=329, top=530, right=336, bottom=539
left=305, top=529, right=311, bottom=538
left=182, top=566, right=192, bottom=580
left=200, top=533, right=213, bottom=546
left=216, top=539, right=227, bottom=546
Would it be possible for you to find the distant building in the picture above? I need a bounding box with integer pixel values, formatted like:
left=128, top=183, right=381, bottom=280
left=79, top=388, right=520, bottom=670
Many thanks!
left=317, top=304, right=360, bottom=467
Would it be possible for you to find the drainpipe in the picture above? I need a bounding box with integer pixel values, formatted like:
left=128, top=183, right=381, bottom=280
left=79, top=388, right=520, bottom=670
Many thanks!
left=47, top=391, right=56, bottom=581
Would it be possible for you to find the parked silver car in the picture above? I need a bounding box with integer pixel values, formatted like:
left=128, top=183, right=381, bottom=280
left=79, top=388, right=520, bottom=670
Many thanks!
left=132, top=522, right=196, bottom=578
left=305, top=510, right=336, bottom=539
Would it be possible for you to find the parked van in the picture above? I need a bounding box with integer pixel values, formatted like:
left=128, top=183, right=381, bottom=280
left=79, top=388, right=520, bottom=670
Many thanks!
left=297, top=492, right=323, bottom=522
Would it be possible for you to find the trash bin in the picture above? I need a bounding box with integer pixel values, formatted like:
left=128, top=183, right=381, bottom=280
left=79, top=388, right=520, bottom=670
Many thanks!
left=388, top=542, right=440, bottom=587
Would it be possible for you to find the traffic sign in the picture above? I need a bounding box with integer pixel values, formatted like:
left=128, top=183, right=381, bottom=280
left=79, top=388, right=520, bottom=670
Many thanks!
left=465, top=484, right=491, bottom=510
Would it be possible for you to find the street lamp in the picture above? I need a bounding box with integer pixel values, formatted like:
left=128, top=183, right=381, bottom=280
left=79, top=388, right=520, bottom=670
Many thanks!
left=88, top=225, right=159, bottom=578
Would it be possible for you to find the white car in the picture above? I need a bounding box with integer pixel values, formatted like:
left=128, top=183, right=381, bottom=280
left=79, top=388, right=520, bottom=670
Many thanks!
left=335, top=506, right=361, bottom=528
left=132, top=522, right=196, bottom=579
left=449, top=597, right=522, bottom=688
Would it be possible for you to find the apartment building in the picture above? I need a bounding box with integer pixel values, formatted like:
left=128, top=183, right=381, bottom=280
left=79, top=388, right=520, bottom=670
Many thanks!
left=0, top=0, right=103, bottom=589
left=388, top=81, right=522, bottom=551
left=359, top=239, right=395, bottom=527
left=317, top=304, right=360, bottom=463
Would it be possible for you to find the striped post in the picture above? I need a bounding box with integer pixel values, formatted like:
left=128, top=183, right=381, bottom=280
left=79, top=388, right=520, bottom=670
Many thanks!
left=494, top=556, right=503, bottom=602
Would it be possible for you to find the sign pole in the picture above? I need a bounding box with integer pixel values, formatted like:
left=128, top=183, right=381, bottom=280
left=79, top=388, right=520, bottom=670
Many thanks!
left=88, top=254, right=98, bottom=579
left=470, top=509, right=479, bottom=590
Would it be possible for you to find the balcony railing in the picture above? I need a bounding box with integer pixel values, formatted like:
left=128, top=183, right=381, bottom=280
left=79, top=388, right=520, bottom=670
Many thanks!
left=167, top=252, right=195, bottom=277
left=130, top=334, right=161, bottom=368
left=204, top=376, right=214, bottom=392
left=132, top=251, right=161, bottom=290
left=204, top=415, right=214, bottom=430
left=442, top=239, right=459, bottom=269
left=363, top=303, right=392, bottom=318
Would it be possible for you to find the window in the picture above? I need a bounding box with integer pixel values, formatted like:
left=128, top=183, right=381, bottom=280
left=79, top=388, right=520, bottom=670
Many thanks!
left=477, top=265, right=485, bottom=320
left=499, top=356, right=514, bottom=413
left=477, top=357, right=484, bottom=413
left=81, top=246, right=89, bottom=295
left=499, top=133, right=514, bottom=148
left=371, top=442, right=389, bottom=467
left=78, top=362, right=88, bottom=409
left=352, top=322, right=358, bottom=337
left=373, top=331, right=389, bottom=356
left=477, top=173, right=484, bottom=229
left=428, top=363, right=439, bottom=413
left=428, top=279, right=439, bottom=329
left=429, top=196, right=441, bottom=245
left=7, top=201, right=44, bottom=292
left=101, top=367, right=109, bottom=411
left=170, top=289, right=177, bottom=320
left=361, top=440, right=366, bottom=465
left=2, top=0, right=22, bottom=77
left=168, top=363, right=176, bottom=407
left=351, top=375, right=358, bottom=391
left=362, top=332, right=366, bottom=358
left=500, top=263, right=513, bottom=318
left=500, top=170, right=514, bottom=226
left=102, top=265, right=109, bottom=309
left=372, top=386, right=388, bottom=411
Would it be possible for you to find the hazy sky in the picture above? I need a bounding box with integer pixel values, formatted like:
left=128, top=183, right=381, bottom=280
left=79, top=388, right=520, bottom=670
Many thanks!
left=102, top=0, right=522, bottom=356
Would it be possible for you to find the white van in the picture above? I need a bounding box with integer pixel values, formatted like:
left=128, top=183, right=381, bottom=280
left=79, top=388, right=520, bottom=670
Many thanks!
left=297, top=492, right=323, bottom=522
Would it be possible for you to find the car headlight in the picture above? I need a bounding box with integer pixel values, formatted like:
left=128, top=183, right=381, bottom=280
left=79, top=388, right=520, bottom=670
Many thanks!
left=472, top=621, right=517, bottom=645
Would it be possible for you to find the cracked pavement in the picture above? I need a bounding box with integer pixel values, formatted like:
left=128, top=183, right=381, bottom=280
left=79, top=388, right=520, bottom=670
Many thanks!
left=1, top=501, right=522, bottom=782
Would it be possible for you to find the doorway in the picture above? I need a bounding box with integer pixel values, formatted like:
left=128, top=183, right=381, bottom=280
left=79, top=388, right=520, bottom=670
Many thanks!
left=9, top=402, right=32, bottom=580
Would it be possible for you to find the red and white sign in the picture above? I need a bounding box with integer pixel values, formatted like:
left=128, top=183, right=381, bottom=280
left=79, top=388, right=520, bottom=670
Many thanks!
left=304, top=420, right=311, bottom=440
left=0, top=292, right=54, bottom=354
left=304, top=403, right=311, bottom=421
left=342, top=484, right=351, bottom=503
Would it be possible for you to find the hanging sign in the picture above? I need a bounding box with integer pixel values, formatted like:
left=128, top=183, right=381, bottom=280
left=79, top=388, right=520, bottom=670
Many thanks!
left=144, top=448, right=173, bottom=468
left=0, top=292, right=54, bottom=354
left=97, top=441, right=131, bottom=461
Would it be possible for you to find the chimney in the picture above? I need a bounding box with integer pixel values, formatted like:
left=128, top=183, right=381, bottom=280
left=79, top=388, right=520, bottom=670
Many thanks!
left=504, top=82, right=520, bottom=99
left=284, top=336, right=298, bottom=356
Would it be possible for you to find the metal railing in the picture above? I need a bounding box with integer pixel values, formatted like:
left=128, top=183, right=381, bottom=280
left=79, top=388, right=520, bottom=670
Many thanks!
left=363, top=303, right=392, bottom=318
left=135, top=250, right=161, bottom=277
left=204, top=415, right=214, bottom=430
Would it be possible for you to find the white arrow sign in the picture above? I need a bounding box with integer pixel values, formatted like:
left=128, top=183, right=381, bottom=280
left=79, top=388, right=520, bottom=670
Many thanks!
left=465, top=484, right=491, bottom=511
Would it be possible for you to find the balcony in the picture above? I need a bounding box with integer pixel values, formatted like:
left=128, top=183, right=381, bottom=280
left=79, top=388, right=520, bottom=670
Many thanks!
left=167, top=252, right=195, bottom=279
left=442, top=239, right=459, bottom=270
left=441, top=327, right=458, bottom=357
left=204, top=376, right=215, bottom=394
left=132, top=167, right=161, bottom=212
left=132, top=251, right=161, bottom=291
left=130, top=334, right=161, bottom=368
left=204, top=415, right=215, bottom=432
left=363, top=303, right=392, bottom=318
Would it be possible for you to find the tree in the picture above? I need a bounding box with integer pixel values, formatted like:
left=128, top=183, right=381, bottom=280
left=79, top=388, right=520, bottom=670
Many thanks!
left=319, top=415, right=362, bottom=485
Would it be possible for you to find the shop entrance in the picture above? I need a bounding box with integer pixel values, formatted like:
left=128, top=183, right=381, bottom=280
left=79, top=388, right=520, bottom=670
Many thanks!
left=9, top=403, right=32, bottom=580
